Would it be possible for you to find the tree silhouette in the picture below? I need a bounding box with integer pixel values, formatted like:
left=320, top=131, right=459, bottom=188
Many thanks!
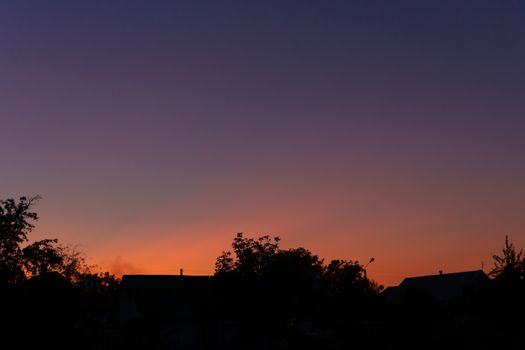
left=215, top=232, right=281, bottom=277
left=0, top=196, right=119, bottom=293
left=490, top=235, right=524, bottom=282
left=215, top=233, right=379, bottom=291
left=214, top=232, right=382, bottom=326
left=266, top=247, right=324, bottom=282
left=0, top=196, right=40, bottom=284
left=22, top=238, right=64, bottom=276
left=323, top=259, right=366, bottom=292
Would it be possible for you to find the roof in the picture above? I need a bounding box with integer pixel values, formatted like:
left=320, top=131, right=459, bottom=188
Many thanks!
left=114, top=275, right=214, bottom=322
left=120, top=274, right=212, bottom=289
left=388, top=270, right=490, bottom=302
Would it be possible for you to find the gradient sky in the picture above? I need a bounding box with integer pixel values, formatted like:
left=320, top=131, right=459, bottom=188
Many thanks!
left=1, top=1, right=524, bottom=285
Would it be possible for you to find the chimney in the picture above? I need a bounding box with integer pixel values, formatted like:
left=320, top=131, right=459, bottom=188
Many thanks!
left=180, top=268, right=183, bottom=276
left=439, top=270, right=443, bottom=275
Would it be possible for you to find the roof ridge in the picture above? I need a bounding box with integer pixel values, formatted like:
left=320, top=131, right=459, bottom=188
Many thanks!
left=402, top=269, right=486, bottom=280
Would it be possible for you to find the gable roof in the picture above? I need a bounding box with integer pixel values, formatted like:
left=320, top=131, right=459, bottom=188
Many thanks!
left=388, top=270, right=490, bottom=302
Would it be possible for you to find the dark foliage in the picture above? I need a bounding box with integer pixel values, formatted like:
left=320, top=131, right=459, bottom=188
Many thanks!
left=3, top=197, right=525, bottom=349
left=0, top=196, right=120, bottom=349
left=213, top=232, right=381, bottom=334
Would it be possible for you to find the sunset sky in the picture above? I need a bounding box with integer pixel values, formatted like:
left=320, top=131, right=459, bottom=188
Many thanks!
left=1, top=1, right=524, bottom=286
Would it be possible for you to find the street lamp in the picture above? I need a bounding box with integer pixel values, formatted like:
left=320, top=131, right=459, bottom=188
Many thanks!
left=363, top=257, right=375, bottom=280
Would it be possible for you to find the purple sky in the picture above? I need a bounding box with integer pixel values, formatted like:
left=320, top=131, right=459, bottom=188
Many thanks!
left=1, top=1, right=524, bottom=284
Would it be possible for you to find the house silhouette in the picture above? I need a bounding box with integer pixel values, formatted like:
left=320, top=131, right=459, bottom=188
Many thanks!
left=384, top=270, right=490, bottom=302
left=114, top=274, right=214, bottom=322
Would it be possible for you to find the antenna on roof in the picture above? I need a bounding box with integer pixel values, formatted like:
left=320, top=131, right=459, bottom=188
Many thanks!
left=481, top=261, right=484, bottom=271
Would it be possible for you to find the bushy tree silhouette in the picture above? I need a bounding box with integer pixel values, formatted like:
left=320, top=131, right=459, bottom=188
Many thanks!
left=266, top=247, right=324, bottom=282
left=22, top=238, right=64, bottom=276
left=323, top=259, right=365, bottom=291
left=215, top=233, right=379, bottom=294
left=214, top=232, right=381, bottom=327
left=215, top=232, right=281, bottom=277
